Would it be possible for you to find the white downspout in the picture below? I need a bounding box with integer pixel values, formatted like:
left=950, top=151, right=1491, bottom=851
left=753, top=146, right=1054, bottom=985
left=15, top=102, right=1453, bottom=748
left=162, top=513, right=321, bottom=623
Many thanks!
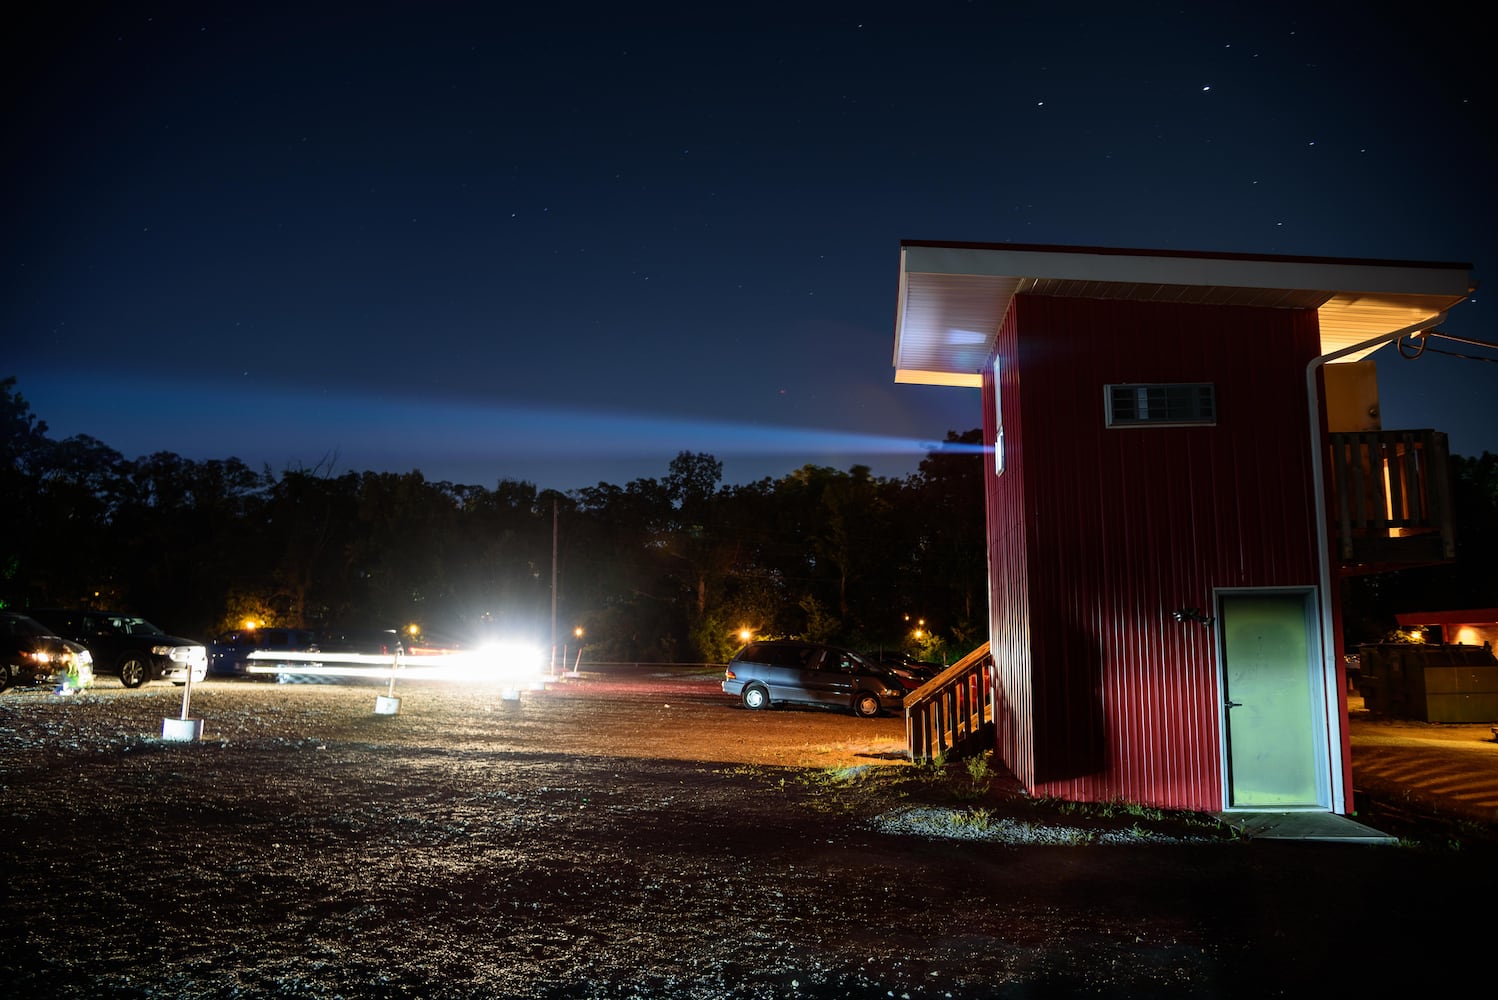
left=1306, top=313, right=1447, bottom=813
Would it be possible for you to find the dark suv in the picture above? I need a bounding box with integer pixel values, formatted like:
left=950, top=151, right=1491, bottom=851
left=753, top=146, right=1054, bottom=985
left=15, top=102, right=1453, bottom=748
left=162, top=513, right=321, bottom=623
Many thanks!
left=208, top=627, right=319, bottom=679
left=722, top=640, right=907, bottom=717
left=28, top=610, right=207, bottom=688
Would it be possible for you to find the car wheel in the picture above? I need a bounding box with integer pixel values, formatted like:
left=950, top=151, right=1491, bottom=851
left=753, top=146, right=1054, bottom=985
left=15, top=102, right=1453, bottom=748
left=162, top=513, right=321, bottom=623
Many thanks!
left=852, top=692, right=882, bottom=718
left=0, top=661, right=12, bottom=692
left=741, top=685, right=770, bottom=711
left=118, top=656, right=149, bottom=689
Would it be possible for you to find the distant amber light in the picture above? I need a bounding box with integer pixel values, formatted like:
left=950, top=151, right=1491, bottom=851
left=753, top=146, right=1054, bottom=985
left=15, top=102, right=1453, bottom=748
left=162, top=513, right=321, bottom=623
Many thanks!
left=1453, top=626, right=1482, bottom=646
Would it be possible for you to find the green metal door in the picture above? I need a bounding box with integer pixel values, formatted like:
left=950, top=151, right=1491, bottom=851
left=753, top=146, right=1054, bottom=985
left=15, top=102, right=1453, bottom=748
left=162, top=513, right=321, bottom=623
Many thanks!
left=1221, top=592, right=1323, bottom=808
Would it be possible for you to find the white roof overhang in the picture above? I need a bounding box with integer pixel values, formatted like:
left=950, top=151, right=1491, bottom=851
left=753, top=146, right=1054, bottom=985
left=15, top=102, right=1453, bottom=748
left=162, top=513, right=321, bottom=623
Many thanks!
left=893, top=242, right=1475, bottom=387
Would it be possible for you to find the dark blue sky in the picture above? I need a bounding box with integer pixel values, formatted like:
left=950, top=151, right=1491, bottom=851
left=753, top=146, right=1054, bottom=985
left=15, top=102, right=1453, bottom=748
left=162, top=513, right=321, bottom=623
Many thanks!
left=7, top=3, right=1494, bottom=490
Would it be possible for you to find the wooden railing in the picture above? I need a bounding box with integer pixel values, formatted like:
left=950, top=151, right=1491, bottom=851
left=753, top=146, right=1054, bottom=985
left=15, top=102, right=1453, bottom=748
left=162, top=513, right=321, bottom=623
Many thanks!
left=1327, top=430, right=1455, bottom=569
left=905, top=643, right=994, bottom=762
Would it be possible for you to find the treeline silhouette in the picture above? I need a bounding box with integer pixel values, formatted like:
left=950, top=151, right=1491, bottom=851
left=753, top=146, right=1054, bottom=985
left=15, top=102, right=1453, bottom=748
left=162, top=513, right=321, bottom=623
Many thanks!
left=1, top=377, right=988, bottom=662
left=8, top=377, right=1493, bottom=661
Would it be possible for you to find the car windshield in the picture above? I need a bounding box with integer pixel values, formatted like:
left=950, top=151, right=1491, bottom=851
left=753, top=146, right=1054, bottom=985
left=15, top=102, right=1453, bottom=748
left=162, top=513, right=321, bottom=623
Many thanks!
left=9, top=616, right=54, bottom=637
left=815, top=649, right=877, bottom=674
left=110, top=617, right=165, bottom=636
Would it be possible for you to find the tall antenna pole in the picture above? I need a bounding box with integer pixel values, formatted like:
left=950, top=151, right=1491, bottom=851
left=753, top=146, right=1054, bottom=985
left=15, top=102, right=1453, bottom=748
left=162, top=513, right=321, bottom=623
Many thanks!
left=551, top=498, right=559, bottom=674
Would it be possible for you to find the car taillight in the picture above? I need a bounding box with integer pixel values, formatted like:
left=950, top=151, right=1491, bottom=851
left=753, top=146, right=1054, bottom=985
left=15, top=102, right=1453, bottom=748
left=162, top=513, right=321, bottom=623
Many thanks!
left=724, top=669, right=736, bottom=679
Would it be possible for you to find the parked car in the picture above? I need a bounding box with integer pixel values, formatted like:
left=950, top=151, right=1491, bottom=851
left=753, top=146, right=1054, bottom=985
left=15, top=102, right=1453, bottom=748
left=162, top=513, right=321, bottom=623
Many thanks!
left=722, top=640, right=907, bottom=717
left=864, top=653, right=942, bottom=690
left=314, top=627, right=407, bottom=656
left=208, top=627, right=319, bottom=679
left=27, top=609, right=207, bottom=688
left=1, top=611, right=94, bottom=692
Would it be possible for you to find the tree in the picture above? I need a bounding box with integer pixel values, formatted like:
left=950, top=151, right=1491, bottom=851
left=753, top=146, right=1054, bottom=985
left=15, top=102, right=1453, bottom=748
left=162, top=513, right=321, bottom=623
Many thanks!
left=663, top=451, right=722, bottom=513
left=906, top=428, right=989, bottom=653
left=110, top=453, right=271, bottom=633
left=0, top=374, right=995, bottom=664
left=0, top=376, right=49, bottom=475
left=0, top=378, right=51, bottom=607
left=442, top=478, right=551, bottom=640
left=662, top=452, right=722, bottom=615
left=261, top=468, right=364, bottom=628
left=21, top=434, right=128, bottom=608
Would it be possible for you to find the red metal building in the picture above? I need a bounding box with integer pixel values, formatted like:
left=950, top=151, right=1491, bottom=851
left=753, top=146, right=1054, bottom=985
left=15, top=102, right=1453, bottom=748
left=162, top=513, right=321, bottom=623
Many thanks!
left=893, top=242, right=1473, bottom=815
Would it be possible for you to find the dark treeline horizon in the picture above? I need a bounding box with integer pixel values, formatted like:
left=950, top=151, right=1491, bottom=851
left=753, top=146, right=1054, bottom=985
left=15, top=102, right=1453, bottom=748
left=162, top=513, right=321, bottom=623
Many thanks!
left=1, top=377, right=989, bottom=663
left=5, top=377, right=1494, bottom=663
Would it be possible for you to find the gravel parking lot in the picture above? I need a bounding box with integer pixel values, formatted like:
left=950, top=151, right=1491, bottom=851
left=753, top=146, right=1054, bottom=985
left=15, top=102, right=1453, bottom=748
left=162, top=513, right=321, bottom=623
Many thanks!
left=2, top=670, right=1492, bottom=998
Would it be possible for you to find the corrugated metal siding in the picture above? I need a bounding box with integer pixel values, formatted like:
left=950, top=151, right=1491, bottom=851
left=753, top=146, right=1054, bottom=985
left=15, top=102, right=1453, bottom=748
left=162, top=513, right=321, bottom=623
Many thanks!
left=985, top=294, right=1323, bottom=811
left=985, top=306, right=1036, bottom=788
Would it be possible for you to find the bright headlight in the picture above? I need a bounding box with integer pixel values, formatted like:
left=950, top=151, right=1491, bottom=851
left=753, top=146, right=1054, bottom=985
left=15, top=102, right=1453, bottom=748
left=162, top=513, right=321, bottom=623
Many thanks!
left=478, top=642, right=546, bottom=683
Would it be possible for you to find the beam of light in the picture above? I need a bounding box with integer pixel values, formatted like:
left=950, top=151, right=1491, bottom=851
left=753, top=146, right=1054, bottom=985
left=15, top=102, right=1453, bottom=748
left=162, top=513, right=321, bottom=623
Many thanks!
left=246, top=646, right=546, bottom=686
left=15, top=371, right=989, bottom=484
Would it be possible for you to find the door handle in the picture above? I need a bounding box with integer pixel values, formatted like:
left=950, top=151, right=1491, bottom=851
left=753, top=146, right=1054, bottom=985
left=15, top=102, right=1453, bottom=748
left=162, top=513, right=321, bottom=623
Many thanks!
left=1225, top=699, right=1242, bottom=709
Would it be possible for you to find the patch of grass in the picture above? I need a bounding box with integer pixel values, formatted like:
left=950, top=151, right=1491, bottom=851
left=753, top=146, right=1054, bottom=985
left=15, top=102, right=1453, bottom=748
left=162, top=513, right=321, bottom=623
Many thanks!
left=908, top=750, right=1000, bottom=801
left=1051, top=826, right=1095, bottom=845
left=956, top=753, right=995, bottom=800
left=915, top=748, right=950, bottom=773
left=1036, top=795, right=1234, bottom=840
left=818, top=764, right=875, bottom=786
left=1044, top=797, right=1168, bottom=821
left=782, top=763, right=919, bottom=816
left=944, top=807, right=995, bottom=834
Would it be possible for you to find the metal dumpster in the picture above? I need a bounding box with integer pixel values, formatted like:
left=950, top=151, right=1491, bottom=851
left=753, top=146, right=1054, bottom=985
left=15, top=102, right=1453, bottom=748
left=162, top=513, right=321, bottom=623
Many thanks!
left=1356, top=642, right=1498, bottom=722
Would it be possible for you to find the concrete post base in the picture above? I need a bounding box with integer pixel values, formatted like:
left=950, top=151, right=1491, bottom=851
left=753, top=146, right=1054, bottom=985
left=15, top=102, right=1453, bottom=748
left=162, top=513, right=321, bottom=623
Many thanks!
left=161, top=717, right=203, bottom=741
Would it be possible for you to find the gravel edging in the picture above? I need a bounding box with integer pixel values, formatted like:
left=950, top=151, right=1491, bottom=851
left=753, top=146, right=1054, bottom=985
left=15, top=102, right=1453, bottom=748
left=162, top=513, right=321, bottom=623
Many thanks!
left=869, top=805, right=1221, bottom=846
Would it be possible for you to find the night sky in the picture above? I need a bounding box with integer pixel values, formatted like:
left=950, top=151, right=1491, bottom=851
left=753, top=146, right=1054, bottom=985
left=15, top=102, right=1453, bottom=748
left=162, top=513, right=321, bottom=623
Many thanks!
left=7, top=3, right=1494, bottom=491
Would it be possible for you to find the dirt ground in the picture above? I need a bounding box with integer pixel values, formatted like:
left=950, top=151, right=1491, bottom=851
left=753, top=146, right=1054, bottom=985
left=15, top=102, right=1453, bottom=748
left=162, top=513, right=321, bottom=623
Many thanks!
left=2, top=668, right=1492, bottom=999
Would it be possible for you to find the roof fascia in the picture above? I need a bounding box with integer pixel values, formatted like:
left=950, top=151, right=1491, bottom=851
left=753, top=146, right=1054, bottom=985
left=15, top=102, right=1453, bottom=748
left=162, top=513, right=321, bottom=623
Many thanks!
left=900, top=245, right=1472, bottom=298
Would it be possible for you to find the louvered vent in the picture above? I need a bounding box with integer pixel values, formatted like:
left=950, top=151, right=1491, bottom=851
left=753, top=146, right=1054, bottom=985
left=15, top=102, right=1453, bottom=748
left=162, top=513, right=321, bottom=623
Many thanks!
left=1105, top=383, right=1216, bottom=427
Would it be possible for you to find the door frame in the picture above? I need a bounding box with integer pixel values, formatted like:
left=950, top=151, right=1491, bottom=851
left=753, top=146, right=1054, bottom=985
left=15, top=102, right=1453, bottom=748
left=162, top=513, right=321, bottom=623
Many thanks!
left=1214, top=586, right=1333, bottom=812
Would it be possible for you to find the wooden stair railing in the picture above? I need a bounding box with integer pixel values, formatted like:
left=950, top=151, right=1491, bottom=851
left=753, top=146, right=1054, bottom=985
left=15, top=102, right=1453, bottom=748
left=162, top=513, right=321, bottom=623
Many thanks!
left=1327, top=429, right=1455, bottom=567
left=905, top=642, right=993, bottom=762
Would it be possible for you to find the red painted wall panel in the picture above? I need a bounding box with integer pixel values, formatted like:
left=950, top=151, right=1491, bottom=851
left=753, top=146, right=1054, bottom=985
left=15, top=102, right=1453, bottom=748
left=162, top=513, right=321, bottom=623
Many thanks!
left=985, top=305, right=1035, bottom=786
left=984, top=295, right=1324, bottom=810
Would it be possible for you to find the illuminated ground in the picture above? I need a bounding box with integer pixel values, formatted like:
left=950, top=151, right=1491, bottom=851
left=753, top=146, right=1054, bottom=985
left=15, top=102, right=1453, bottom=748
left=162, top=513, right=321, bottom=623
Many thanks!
left=1, top=671, right=1492, bottom=999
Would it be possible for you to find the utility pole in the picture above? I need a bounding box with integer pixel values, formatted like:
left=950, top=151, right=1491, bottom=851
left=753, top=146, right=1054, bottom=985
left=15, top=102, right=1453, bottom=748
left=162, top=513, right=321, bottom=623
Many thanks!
left=550, top=498, right=559, bottom=675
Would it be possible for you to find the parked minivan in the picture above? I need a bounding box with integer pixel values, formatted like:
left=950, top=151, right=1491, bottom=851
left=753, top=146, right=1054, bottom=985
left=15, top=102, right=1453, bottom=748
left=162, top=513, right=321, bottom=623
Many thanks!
left=722, top=640, right=907, bottom=717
